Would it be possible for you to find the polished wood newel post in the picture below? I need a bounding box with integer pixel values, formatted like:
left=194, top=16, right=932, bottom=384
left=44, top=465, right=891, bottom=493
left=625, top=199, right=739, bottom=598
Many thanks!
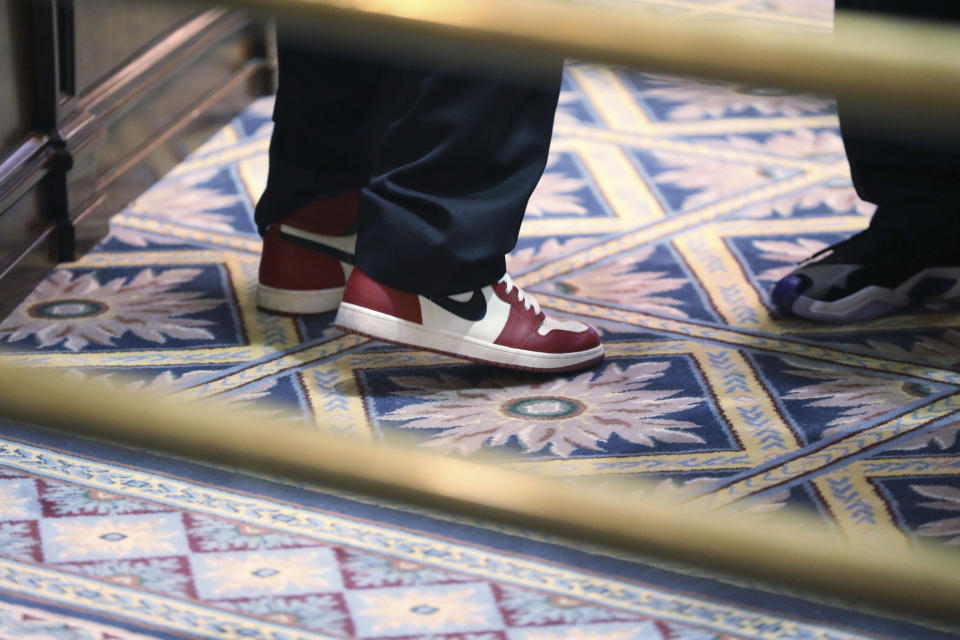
left=0, top=0, right=276, bottom=317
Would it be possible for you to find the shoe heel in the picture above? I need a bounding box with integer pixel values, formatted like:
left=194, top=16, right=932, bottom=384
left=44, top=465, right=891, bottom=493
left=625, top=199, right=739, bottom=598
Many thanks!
left=258, top=284, right=343, bottom=315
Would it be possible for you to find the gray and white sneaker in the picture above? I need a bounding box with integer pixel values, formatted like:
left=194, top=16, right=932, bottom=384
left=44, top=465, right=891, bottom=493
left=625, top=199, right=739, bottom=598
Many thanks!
left=772, top=226, right=960, bottom=323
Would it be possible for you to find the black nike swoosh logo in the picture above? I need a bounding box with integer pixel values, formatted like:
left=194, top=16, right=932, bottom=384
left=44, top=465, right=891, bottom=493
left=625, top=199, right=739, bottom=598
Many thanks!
left=428, top=290, right=487, bottom=321
left=280, top=229, right=355, bottom=265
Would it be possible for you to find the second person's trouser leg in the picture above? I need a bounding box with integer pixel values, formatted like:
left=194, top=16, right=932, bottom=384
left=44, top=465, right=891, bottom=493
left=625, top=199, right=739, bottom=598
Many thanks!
left=836, top=0, right=960, bottom=236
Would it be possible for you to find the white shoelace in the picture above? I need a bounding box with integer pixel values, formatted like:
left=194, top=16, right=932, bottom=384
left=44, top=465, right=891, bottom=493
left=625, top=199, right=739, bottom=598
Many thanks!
left=499, top=274, right=541, bottom=315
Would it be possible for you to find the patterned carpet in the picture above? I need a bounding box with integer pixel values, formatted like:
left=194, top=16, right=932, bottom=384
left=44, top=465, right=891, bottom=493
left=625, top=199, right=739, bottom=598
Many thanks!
left=3, top=0, right=960, bottom=637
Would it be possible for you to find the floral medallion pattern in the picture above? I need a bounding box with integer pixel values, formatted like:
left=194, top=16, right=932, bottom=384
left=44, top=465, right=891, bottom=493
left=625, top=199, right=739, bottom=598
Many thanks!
left=128, top=168, right=246, bottom=232
left=549, top=249, right=689, bottom=315
left=0, top=268, right=223, bottom=351
left=779, top=357, right=938, bottom=440
left=377, top=361, right=704, bottom=457
left=631, top=73, right=833, bottom=120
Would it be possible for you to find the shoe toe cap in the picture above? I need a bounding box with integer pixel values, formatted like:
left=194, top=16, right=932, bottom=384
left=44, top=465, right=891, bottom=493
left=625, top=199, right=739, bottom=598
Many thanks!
left=771, top=273, right=810, bottom=316
left=526, top=319, right=602, bottom=354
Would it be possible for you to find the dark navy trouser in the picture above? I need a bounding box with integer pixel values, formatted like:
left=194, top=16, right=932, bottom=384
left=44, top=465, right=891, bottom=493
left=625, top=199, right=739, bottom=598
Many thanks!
left=836, top=0, right=960, bottom=237
left=254, top=38, right=563, bottom=296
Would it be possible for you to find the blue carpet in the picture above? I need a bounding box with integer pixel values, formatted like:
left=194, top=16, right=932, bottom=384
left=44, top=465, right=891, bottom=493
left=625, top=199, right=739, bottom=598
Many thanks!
left=2, top=418, right=954, bottom=639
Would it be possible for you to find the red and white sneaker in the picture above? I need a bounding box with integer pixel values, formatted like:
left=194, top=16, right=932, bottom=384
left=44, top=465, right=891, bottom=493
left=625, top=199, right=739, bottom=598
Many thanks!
left=257, top=192, right=358, bottom=315
left=335, top=268, right=604, bottom=372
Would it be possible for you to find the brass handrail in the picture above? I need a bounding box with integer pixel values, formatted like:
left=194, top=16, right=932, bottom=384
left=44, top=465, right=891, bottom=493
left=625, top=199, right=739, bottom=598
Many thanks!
left=1, top=360, right=959, bottom=627
left=208, top=0, right=960, bottom=130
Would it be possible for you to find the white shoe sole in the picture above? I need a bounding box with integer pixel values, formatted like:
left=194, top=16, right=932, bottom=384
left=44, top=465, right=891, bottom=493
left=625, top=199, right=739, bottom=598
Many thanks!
left=336, top=302, right=604, bottom=372
left=257, top=284, right=343, bottom=315
left=792, top=267, right=960, bottom=323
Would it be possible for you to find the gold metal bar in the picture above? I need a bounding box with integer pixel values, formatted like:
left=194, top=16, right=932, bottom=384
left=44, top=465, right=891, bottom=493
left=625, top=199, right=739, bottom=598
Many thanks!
left=1, top=360, right=959, bottom=628
left=211, top=0, right=960, bottom=122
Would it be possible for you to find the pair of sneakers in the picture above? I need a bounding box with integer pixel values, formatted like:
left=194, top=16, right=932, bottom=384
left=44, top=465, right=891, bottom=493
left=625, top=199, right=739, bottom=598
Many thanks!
left=772, top=225, right=960, bottom=323
left=257, top=194, right=604, bottom=372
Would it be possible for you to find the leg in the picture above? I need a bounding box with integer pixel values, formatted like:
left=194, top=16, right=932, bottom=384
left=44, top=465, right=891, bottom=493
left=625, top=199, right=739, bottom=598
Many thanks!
left=836, top=0, right=960, bottom=236
left=336, top=63, right=605, bottom=372
left=254, top=37, right=393, bottom=232
left=357, top=65, right=563, bottom=296
left=771, top=1, right=960, bottom=322
left=255, top=35, right=396, bottom=314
